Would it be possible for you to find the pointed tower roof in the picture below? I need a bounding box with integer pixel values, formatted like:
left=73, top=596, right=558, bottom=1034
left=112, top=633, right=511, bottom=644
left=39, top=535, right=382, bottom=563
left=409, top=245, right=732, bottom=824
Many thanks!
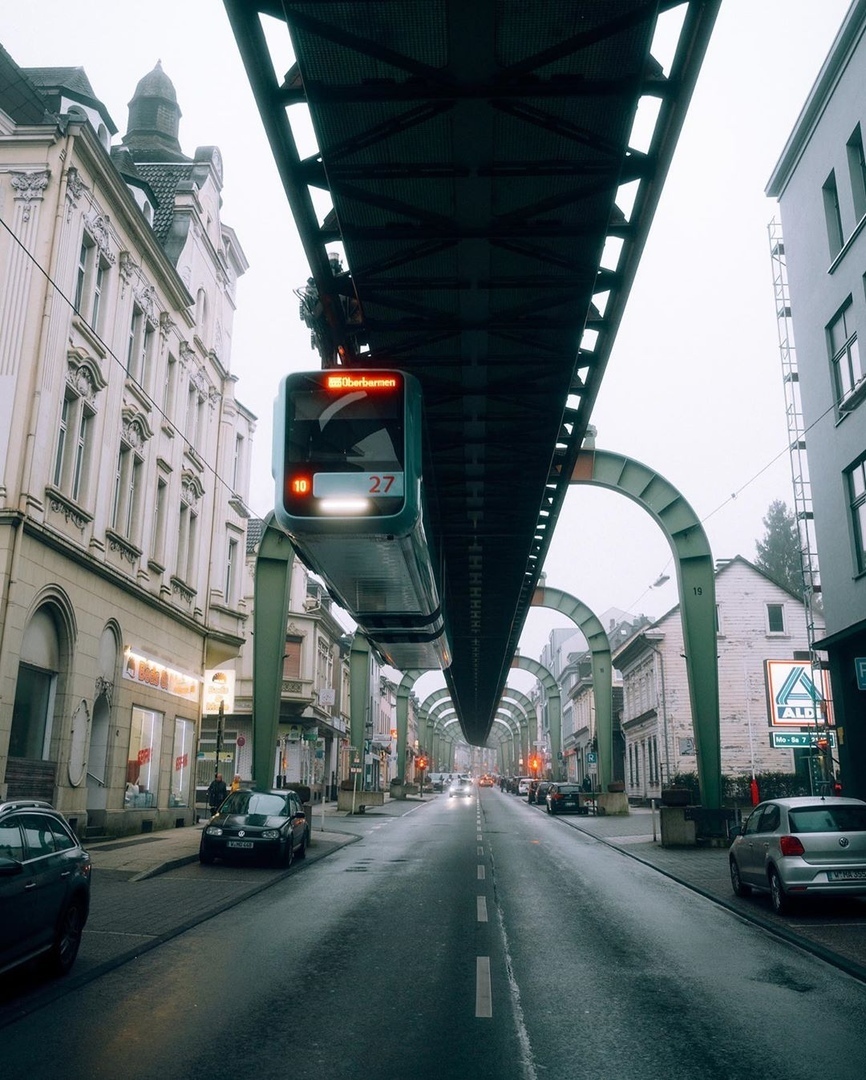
left=122, top=61, right=187, bottom=162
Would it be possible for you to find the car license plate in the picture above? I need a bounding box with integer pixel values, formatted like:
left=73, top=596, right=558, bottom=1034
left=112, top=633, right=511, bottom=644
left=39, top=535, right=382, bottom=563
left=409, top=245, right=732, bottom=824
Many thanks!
left=828, top=869, right=866, bottom=881
left=227, top=840, right=254, bottom=849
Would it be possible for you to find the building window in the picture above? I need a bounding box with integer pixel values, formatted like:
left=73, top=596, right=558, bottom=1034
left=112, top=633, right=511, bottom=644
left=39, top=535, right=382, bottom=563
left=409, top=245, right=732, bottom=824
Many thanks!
left=185, top=380, right=206, bottom=449
left=111, top=441, right=144, bottom=540
left=176, top=502, right=199, bottom=585
left=766, top=603, right=786, bottom=634
left=828, top=300, right=862, bottom=405
left=73, top=233, right=109, bottom=329
left=283, top=637, right=302, bottom=680
left=162, top=353, right=178, bottom=418
left=848, top=124, right=866, bottom=222
left=52, top=386, right=95, bottom=505
left=224, top=536, right=238, bottom=605
left=126, top=306, right=154, bottom=388
left=232, top=433, right=244, bottom=491
left=846, top=456, right=866, bottom=573
left=822, top=170, right=844, bottom=258
left=151, top=474, right=168, bottom=566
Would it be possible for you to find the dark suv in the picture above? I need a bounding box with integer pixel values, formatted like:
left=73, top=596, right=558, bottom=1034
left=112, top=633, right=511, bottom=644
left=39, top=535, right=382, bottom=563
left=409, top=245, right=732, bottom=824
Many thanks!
left=0, top=799, right=92, bottom=977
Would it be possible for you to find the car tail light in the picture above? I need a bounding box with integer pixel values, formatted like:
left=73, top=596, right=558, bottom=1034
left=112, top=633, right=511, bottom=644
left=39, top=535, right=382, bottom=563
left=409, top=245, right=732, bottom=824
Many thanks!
left=552, top=792, right=562, bottom=800
left=779, top=835, right=805, bottom=857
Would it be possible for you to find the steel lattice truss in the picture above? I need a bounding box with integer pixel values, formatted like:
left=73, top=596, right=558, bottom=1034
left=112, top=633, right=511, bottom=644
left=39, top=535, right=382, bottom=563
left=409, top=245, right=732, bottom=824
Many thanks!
left=225, top=0, right=720, bottom=744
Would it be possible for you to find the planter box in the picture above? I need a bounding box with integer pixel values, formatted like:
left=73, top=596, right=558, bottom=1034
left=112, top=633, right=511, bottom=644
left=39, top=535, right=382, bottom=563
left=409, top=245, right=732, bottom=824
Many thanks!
left=661, top=788, right=691, bottom=807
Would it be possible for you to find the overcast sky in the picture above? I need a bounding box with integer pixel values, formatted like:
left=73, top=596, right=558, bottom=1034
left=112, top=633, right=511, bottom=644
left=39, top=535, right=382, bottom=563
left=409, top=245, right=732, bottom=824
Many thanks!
left=0, top=1, right=853, bottom=702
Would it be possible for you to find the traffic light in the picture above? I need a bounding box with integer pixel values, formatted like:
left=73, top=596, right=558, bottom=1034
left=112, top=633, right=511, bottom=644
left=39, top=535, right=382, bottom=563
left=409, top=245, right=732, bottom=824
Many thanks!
left=417, top=756, right=427, bottom=770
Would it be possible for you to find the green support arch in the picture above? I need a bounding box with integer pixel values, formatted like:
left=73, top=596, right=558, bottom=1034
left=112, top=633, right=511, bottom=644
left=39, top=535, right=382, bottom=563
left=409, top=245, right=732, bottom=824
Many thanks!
left=499, top=686, right=536, bottom=767
left=572, top=448, right=721, bottom=809
left=530, top=587, right=613, bottom=790
left=510, top=656, right=562, bottom=778
left=252, top=513, right=294, bottom=789
left=495, top=702, right=531, bottom=771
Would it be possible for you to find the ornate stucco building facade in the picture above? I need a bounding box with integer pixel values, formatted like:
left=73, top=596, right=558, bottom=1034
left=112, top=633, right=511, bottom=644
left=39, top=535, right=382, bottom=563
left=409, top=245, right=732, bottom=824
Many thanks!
left=0, top=47, right=253, bottom=836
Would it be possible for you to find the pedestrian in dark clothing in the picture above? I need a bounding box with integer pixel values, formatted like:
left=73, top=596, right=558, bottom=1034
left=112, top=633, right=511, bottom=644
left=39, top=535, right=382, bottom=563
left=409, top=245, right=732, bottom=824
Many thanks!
left=207, top=773, right=227, bottom=815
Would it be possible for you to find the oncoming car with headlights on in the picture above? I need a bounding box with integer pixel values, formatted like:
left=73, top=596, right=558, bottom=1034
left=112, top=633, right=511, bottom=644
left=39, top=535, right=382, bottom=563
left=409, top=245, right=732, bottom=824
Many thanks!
left=728, top=796, right=866, bottom=914
left=199, top=789, right=309, bottom=867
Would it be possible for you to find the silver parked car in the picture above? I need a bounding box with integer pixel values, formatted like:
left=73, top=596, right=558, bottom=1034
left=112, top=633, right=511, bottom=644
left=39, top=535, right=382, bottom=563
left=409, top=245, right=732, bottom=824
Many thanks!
left=728, top=796, right=866, bottom=914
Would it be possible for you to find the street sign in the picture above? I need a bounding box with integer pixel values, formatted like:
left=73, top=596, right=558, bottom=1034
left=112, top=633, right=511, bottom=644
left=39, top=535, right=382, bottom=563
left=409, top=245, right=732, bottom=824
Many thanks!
left=856, top=657, right=866, bottom=691
left=771, top=731, right=837, bottom=749
left=586, top=751, right=597, bottom=764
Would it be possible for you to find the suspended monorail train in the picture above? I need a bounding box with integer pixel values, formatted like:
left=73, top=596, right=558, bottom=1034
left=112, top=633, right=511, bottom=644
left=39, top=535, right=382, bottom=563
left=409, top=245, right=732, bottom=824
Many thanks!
left=273, top=369, right=451, bottom=671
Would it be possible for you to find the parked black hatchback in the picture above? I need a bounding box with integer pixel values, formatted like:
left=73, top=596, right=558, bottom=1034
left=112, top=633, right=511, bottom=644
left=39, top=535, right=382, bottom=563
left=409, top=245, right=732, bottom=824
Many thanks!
left=0, top=800, right=92, bottom=977
left=199, top=789, right=309, bottom=867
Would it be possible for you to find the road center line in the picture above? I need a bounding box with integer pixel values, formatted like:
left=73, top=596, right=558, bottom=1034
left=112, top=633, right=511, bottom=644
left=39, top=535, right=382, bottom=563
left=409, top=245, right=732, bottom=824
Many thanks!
left=477, top=864, right=486, bottom=880
left=477, top=895, right=488, bottom=922
left=476, top=956, right=492, bottom=1018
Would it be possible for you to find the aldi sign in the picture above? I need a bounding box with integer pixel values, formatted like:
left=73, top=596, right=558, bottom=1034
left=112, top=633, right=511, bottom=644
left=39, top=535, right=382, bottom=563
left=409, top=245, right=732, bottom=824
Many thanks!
left=765, top=660, right=831, bottom=726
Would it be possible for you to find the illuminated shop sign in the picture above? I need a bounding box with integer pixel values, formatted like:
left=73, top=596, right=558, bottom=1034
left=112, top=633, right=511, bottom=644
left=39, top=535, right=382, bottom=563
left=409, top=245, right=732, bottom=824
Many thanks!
left=203, top=669, right=236, bottom=714
left=764, top=659, right=833, bottom=727
left=124, top=648, right=199, bottom=702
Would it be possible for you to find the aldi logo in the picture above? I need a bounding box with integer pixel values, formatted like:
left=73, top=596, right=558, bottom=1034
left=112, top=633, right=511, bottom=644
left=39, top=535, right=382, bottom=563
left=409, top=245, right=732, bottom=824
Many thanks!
left=765, top=660, right=831, bottom=727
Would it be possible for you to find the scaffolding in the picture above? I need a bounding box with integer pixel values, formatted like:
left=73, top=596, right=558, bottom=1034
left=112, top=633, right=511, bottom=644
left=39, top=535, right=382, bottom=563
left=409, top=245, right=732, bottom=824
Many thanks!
left=768, top=220, right=833, bottom=794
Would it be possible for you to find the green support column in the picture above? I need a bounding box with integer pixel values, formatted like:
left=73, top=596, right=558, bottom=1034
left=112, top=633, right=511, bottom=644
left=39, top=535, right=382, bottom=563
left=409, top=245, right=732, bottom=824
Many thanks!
left=252, top=514, right=294, bottom=789
left=572, top=449, right=721, bottom=808
left=349, top=634, right=371, bottom=785
left=531, top=587, right=613, bottom=790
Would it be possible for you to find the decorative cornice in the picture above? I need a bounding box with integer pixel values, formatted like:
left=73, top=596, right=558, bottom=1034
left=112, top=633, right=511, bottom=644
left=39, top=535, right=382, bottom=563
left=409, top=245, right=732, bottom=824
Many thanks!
left=170, top=575, right=196, bottom=604
left=46, top=487, right=93, bottom=532
left=106, top=528, right=141, bottom=565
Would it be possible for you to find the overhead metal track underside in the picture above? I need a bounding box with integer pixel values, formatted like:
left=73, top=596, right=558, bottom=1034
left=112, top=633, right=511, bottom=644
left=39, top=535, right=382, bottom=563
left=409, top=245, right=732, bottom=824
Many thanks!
left=225, top=0, right=720, bottom=744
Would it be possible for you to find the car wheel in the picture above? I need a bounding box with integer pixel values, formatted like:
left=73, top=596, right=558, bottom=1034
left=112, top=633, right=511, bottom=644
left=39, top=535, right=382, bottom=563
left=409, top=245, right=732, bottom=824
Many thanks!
left=729, top=857, right=751, bottom=897
left=51, top=898, right=85, bottom=976
left=769, top=867, right=790, bottom=915
left=281, top=836, right=294, bottom=868
left=199, top=843, right=215, bottom=865
left=296, top=827, right=308, bottom=859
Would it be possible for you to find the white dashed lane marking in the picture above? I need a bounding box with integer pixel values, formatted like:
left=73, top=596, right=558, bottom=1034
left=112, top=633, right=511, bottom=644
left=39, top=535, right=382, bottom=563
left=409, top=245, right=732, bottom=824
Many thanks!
left=476, top=956, right=492, bottom=1018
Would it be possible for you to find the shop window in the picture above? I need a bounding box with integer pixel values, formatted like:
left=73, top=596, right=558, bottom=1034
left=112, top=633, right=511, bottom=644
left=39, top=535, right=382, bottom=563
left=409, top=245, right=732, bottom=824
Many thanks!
left=126, top=707, right=162, bottom=808
left=170, top=717, right=195, bottom=807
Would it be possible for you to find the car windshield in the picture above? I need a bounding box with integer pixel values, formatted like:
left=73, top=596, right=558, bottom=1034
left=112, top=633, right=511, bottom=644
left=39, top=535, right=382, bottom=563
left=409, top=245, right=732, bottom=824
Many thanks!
left=555, top=785, right=580, bottom=793
left=221, top=792, right=289, bottom=817
left=788, top=805, right=866, bottom=833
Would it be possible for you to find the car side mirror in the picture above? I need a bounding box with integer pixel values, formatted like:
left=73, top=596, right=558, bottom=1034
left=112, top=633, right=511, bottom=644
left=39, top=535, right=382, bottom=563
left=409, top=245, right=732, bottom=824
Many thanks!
left=728, top=824, right=743, bottom=839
